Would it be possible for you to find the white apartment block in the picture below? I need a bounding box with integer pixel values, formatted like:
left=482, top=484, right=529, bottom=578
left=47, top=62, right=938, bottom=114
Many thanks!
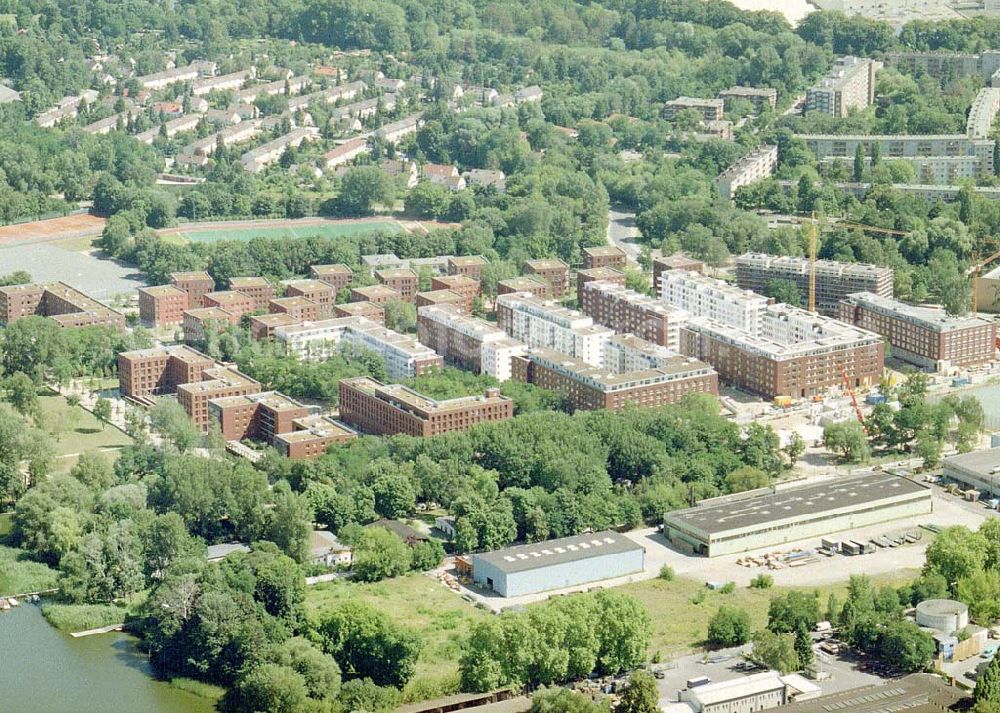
left=805, top=56, right=880, bottom=117
left=137, top=64, right=201, bottom=90
left=237, top=76, right=312, bottom=104
left=417, top=304, right=526, bottom=381
left=240, top=127, right=319, bottom=173
left=660, top=271, right=768, bottom=335
left=191, top=69, right=254, bottom=96
left=603, top=335, right=680, bottom=374
left=273, top=317, right=441, bottom=381
left=375, top=114, right=423, bottom=143
left=717, top=145, right=778, bottom=200
left=324, top=137, right=369, bottom=169
left=495, top=293, right=613, bottom=367
left=482, top=338, right=526, bottom=382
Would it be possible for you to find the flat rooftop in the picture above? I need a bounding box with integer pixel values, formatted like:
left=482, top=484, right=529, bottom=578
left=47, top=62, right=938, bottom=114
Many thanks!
left=344, top=377, right=507, bottom=414
left=375, top=267, right=418, bottom=280
left=170, top=271, right=213, bottom=282
left=499, top=276, right=548, bottom=289
left=584, top=246, right=626, bottom=257
left=251, top=313, right=300, bottom=327
left=473, top=530, right=642, bottom=574
left=229, top=276, right=271, bottom=288
left=311, top=264, right=352, bottom=275
left=351, top=285, right=401, bottom=298
left=449, top=255, right=488, bottom=266
left=526, top=347, right=714, bottom=390
left=944, top=448, right=1000, bottom=476
left=844, top=292, right=993, bottom=332
left=665, top=472, right=929, bottom=537
left=120, top=344, right=214, bottom=362
left=140, top=285, right=186, bottom=297
left=277, top=415, right=356, bottom=442
left=283, top=279, right=333, bottom=292
left=524, top=258, right=568, bottom=271
left=781, top=675, right=968, bottom=713
left=433, top=274, right=478, bottom=287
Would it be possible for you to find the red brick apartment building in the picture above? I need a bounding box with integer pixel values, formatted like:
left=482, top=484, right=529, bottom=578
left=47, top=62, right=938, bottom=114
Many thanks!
left=838, top=292, right=996, bottom=371
left=415, top=289, right=466, bottom=311
left=203, top=291, right=255, bottom=320
left=580, top=280, right=687, bottom=351
left=267, top=296, right=322, bottom=322
left=228, top=276, right=276, bottom=311
left=375, top=268, right=419, bottom=301
left=652, top=254, right=704, bottom=296
left=169, top=271, right=215, bottom=308
left=350, top=285, right=402, bottom=304
left=447, top=255, right=489, bottom=280
left=582, top=246, right=627, bottom=270
left=250, top=312, right=300, bottom=340
left=511, top=347, right=718, bottom=411
left=182, top=307, right=238, bottom=343
left=0, top=282, right=125, bottom=329
left=176, top=366, right=261, bottom=431
left=272, top=414, right=357, bottom=459
left=332, top=301, right=385, bottom=323
left=209, top=391, right=311, bottom=441
left=338, top=377, right=513, bottom=437
left=309, top=264, right=354, bottom=292
left=430, top=275, right=480, bottom=311
left=523, top=259, right=570, bottom=297
left=118, top=345, right=217, bottom=402
left=576, top=267, right=625, bottom=304
left=283, top=279, right=335, bottom=316
left=138, top=285, right=188, bottom=327
left=496, top=276, right=550, bottom=299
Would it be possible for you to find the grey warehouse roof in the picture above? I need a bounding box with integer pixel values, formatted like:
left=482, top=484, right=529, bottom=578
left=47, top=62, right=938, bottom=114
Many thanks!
left=944, top=448, right=1000, bottom=476
left=666, top=472, right=929, bottom=537
left=473, top=530, right=642, bottom=574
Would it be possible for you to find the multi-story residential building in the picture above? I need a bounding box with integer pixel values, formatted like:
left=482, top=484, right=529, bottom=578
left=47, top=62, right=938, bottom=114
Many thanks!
left=228, top=276, right=275, bottom=311
left=652, top=254, right=705, bottom=296
left=415, top=289, right=466, bottom=311
left=735, top=253, right=894, bottom=316
left=170, top=271, right=215, bottom=309
left=283, top=279, right=335, bottom=316
left=576, top=267, right=626, bottom=305
left=182, top=307, right=238, bottom=343
left=309, top=264, right=353, bottom=292
left=679, top=303, right=885, bottom=399
left=273, top=317, right=443, bottom=380
left=209, top=391, right=311, bottom=442
left=0, top=282, right=125, bottom=329
left=375, top=268, right=419, bottom=301
left=332, top=301, right=385, bottom=323
left=448, top=255, right=489, bottom=279
left=191, top=69, right=254, bottom=96
left=177, top=366, right=261, bottom=432
left=267, top=296, right=322, bottom=322
left=137, top=285, right=188, bottom=327
left=324, top=137, right=370, bottom=169
left=583, top=246, right=627, bottom=270
left=495, top=292, right=614, bottom=366
left=718, top=86, right=777, bottom=115
left=272, top=414, right=358, bottom=459
left=660, top=271, right=768, bottom=334
left=361, top=253, right=407, bottom=273
left=496, top=276, right=550, bottom=299
left=350, top=285, right=402, bottom=304
left=512, top=346, right=718, bottom=412
left=237, top=76, right=312, bottom=103
left=580, top=280, right=689, bottom=352
left=203, top=291, right=255, bottom=320
left=664, top=97, right=724, bottom=122
left=603, top=334, right=684, bottom=373
left=717, top=145, right=778, bottom=200
left=417, top=304, right=526, bottom=380
left=805, top=56, right=880, bottom=117
left=885, top=50, right=1000, bottom=82
left=968, top=87, right=1000, bottom=139
left=240, top=127, right=318, bottom=173
left=523, top=258, right=570, bottom=297
left=374, top=114, right=423, bottom=143
left=429, top=274, right=479, bottom=311
left=118, top=345, right=215, bottom=402
left=338, top=377, right=513, bottom=437
left=250, top=312, right=299, bottom=341
left=798, top=134, right=996, bottom=183
left=839, top=292, right=996, bottom=371
left=136, top=64, right=200, bottom=90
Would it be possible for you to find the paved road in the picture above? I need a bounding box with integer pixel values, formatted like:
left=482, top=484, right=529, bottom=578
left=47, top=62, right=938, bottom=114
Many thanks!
left=607, top=208, right=642, bottom=266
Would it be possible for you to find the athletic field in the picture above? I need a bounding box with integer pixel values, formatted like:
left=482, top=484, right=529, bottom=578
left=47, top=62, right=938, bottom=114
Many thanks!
left=171, top=220, right=402, bottom=244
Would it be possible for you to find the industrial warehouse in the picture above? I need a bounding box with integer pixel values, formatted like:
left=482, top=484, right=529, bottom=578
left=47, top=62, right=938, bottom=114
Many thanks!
left=470, top=531, right=645, bottom=597
left=663, top=473, right=932, bottom=557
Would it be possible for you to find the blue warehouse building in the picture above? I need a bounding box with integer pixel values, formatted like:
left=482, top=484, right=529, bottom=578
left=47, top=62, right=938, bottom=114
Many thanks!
left=471, top=531, right=645, bottom=597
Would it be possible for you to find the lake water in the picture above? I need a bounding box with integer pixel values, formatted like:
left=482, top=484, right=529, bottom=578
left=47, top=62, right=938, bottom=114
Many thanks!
left=724, top=0, right=816, bottom=25
left=0, top=604, right=214, bottom=713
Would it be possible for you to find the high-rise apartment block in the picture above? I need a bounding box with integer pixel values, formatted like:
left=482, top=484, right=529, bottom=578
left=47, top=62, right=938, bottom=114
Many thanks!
left=580, top=280, right=688, bottom=352
left=169, top=271, right=215, bottom=309
left=717, top=145, right=778, bottom=200
left=805, top=56, right=880, bottom=117
left=309, top=264, right=354, bottom=292
left=576, top=267, right=626, bottom=304
left=417, top=304, right=526, bottom=381
left=495, top=292, right=614, bottom=367
left=0, top=282, right=125, bottom=329
left=228, top=276, right=276, bottom=311
left=523, top=259, right=570, bottom=297
left=138, top=285, right=188, bottom=327
left=582, top=246, right=627, bottom=270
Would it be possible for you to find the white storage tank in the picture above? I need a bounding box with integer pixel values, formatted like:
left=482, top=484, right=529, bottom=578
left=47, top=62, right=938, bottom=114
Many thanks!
left=915, top=599, right=969, bottom=633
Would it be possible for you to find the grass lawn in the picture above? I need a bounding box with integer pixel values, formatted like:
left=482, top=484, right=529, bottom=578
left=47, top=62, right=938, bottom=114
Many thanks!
left=619, top=572, right=918, bottom=660
left=42, top=603, right=127, bottom=632
left=35, top=391, right=132, bottom=472
left=305, top=573, right=487, bottom=702
left=0, top=544, right=59, bottom=596
left=0, top=512, right=12, bottom=540
left=174, top=220, right=402, bottom=244
left=50, top=235, right=99, bottom=252
left=168, top=678, right=226, bottom=702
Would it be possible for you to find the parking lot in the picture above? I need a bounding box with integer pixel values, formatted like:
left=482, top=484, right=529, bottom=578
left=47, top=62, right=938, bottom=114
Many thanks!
left=0, top=242, right=146, bottom=300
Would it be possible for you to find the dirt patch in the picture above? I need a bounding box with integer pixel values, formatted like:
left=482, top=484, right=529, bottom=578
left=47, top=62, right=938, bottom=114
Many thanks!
left=0, top=214, right=106, bottom=246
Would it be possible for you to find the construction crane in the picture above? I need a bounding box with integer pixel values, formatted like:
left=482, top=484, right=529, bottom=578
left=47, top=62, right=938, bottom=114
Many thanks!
left=965, top=245, right=1000, bottom=315
left=842, top=368, right=867, bottom=433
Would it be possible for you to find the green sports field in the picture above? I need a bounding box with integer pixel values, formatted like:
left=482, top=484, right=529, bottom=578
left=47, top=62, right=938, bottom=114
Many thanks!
left=172, top=220, right=403, bottom=243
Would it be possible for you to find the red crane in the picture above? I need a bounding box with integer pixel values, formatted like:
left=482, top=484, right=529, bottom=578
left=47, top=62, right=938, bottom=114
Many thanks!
left=842, top=368, right=867, bottom=434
